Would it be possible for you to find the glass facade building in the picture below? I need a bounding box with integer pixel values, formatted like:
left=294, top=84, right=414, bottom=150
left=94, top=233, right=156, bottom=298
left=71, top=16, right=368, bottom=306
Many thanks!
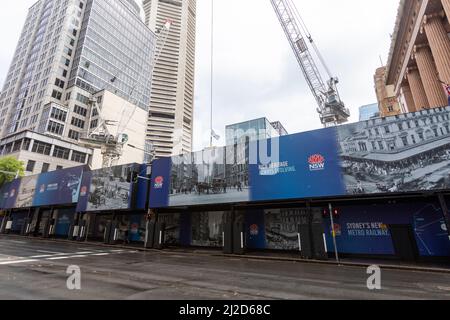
left=359, top=103, right=380, bottom=122
left=0, top=0, right=155, bottom=174
left=68, top=0, right=154, bottom=111
left=226, top=118, right=283, bottom=146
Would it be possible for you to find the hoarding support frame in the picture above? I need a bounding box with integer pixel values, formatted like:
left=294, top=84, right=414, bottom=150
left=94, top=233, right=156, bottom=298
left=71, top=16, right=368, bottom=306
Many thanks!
left=437, top=193, right=450, bottom=240
left=328, top=203, right=340, bottom=265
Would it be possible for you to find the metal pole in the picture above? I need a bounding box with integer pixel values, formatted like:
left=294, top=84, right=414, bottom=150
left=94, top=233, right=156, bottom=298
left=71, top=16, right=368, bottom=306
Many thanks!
left=210, top=0, right=214, bottom=148
left=328, top=203, right=340, bottom=264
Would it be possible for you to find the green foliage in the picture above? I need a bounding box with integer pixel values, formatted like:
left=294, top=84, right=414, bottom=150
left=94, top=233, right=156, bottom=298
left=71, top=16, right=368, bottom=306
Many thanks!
left=0, top=156, right=25, bottom=187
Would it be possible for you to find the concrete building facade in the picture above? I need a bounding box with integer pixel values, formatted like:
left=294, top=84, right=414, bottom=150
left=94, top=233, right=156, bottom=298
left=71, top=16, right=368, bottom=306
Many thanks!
left=143, top=0, right=196, bottom=158
left=0, top=0, right=155, bottom=175
left=386, top=0, right=450, bottom=113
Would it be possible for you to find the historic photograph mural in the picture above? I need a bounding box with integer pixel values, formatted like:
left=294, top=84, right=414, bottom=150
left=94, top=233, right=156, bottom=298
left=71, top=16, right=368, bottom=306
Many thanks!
left=86, top=164, right=136, bottom=211
left=15, top=175, right=38, bottom=208
left=337, top=106, right=450, bottom=195
left=168, top=146, right=250, bottom=207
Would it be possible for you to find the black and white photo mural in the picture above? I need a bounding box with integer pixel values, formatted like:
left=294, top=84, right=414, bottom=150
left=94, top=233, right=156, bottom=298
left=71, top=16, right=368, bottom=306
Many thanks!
left=337, top=106, right=450, bottom=194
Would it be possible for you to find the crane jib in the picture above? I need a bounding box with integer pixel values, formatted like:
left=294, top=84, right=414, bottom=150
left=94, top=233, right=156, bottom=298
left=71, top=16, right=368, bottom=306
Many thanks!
left=270, top=0, right=350, bottom=126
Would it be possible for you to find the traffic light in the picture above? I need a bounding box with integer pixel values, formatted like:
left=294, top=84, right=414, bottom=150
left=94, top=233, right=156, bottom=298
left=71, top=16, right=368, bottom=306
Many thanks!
left=332, top=208, right=340, bottom=219
left=322, top=208, right=329, bottom=219
left=322, top=207, right=340, bottom=219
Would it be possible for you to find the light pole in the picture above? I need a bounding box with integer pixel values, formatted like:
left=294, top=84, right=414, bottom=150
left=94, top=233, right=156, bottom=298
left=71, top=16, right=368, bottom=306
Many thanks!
left=128, top=143, right=157, bottom=249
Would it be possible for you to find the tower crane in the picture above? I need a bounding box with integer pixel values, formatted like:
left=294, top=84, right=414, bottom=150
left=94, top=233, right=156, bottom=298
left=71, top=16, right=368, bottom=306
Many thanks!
left=80, top=19, right=172, bottom=168
left=270, top=0, right=350, bottom=127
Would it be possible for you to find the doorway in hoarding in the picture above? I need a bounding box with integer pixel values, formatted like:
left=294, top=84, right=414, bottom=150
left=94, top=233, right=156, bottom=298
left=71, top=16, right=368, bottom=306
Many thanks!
left=36, top=209, right=52, bottom=237
left=191, top=211, right=228, bottom=248
left=389, top=224, right=419, bottom=261
left=9, top=211, right=28, bottom=235
left=158, top=213, right=182, bottom=246
left=54, top=208, right=75, bottom=238
left=87, top=213, right=113, bottom=242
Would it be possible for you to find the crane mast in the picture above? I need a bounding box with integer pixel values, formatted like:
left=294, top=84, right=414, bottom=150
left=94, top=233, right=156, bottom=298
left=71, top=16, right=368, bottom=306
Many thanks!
left=270, top=0, right=350, bottom=127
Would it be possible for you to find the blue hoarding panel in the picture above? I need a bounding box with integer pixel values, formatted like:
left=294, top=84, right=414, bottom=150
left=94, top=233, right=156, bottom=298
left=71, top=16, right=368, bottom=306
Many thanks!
left=149, top=157, right=171, bottom=208
left=32, top=166, right=84, bottom=207
left=249, top=128, right=346, bottom=202
left=3, top=179, right=21, bottom=209
left=323, top=202, right=450, bottom=257
left=76, top=171, right=92, bottom=212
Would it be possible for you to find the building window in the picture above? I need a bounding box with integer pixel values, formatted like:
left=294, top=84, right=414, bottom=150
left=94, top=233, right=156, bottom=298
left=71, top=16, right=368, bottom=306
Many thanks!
left=54, top=78, right=65, bottom=89
left=47, top=120, right=64, bottom=135
left=22, top=138, right=31, bottom=151
left=90, top=119, right=98, bottom=129
left=53, top=146, right=70, bottom=160
left=12, top=140, right=22, bottom=152
left=401, top=136, right=408, bottom=147
left=51, top=90, right=62, bottom=100
left=68, top=129, right=80, bottom=140
left=377, top=141, right=384, bottom=150
left=71, top=117, right=85, bottom=129
left=71, top=151, right=86, bottom=163
left=73, top=104, right=87, bottom=117
left=56, top=165, right=63, bottom=170
left=76, top=93, right=89, bottom=105
left=388, top=106, right=394, bottom=112
left=418, top=132, right=424, bottom=140
left=50, top=107, right=67, bottom=122
left=26, top=160, right=36, bottom=172
left=31, top=140, right=52, bottom=155
left=384, top=126, right=390, bottom=134
left=42, top=163, right=50, bottom=173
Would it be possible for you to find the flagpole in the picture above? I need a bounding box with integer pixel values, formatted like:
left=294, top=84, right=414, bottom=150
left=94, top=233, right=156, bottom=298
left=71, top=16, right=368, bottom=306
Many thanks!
left=210, top=0, right=214, bottom=148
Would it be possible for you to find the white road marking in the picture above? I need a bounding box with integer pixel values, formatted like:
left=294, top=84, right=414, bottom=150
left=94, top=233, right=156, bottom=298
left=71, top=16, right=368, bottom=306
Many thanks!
left=37, top=250, right=64, bottom=254
left=0, top=259, right=38, bottom=265
left=91, top=253, right=110, bottom=256
left=46, top=256, right=71, bottom=261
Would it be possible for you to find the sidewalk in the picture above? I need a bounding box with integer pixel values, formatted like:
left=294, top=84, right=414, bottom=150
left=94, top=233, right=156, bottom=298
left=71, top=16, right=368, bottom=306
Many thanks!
left=2, top=234, right=450, bottom=274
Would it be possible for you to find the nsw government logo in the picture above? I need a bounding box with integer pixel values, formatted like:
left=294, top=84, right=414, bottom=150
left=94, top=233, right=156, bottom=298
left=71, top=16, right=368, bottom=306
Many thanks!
left=154, top=176, right=164, bottom=189
left=308, top=154, right=325, bottom=171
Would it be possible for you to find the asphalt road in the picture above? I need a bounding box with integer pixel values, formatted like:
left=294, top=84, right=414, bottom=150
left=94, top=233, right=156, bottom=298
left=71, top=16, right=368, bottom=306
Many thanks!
left=0, top=235, right=449, bottom=300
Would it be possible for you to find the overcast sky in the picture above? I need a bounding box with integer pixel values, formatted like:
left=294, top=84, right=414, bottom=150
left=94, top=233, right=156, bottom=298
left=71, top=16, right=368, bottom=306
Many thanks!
left=0, top=0, right=400, bottom=152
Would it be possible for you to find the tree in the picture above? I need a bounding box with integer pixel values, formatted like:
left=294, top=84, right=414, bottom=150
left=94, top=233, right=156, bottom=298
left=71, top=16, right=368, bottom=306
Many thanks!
left=0, top=157, right=25, bottom=187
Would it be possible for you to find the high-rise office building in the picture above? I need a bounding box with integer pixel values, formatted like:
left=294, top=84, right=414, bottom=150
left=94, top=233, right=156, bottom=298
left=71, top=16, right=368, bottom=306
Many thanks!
left=0, top=0, right=155, bottom=174
left=143, top=0, right=196, bottom=158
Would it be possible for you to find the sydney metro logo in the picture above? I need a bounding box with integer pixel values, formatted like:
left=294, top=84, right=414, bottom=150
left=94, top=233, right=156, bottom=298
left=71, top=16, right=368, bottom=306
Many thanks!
left=308, top=154, right=325, bottom=171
